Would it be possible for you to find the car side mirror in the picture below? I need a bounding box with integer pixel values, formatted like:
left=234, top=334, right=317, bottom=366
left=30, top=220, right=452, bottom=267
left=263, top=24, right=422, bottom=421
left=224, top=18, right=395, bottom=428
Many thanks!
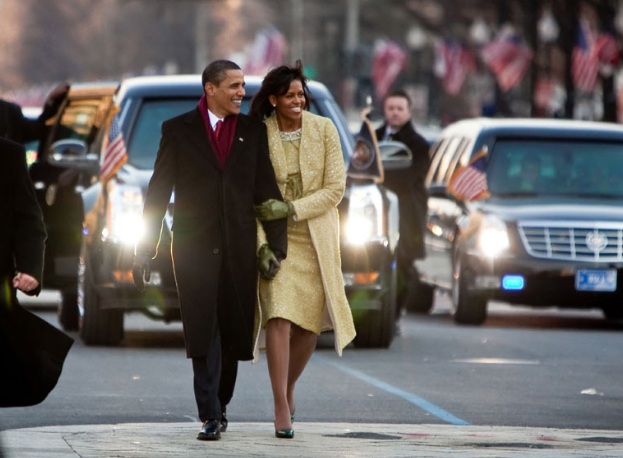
left=378, top=141, right=412, bottom=171
left=48, top=139, right=99, bottom=170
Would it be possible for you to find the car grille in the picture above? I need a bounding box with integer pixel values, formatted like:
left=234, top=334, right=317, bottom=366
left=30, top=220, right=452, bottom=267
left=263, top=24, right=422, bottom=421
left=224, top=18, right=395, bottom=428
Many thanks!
left=518, top=222, right=623, bottom=262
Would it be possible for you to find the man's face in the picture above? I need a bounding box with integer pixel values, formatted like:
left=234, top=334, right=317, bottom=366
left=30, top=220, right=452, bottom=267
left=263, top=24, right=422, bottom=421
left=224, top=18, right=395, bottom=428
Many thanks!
left=205, top=69, right=245, bottom=118
left=383, top=96, right=411, bottom=130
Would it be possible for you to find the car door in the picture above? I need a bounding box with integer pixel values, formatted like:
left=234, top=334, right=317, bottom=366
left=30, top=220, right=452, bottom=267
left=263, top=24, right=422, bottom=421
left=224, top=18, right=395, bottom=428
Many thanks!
left=416, top=135, right=471, bottom=290
left=28, top=83, right=118, bottom=329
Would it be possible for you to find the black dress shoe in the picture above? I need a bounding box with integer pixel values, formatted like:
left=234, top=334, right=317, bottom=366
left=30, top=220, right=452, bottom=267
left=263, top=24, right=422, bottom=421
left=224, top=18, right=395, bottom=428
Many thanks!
left=197, top=419, right=221, bottom=441
left=220, top=413, right=228, bottom=432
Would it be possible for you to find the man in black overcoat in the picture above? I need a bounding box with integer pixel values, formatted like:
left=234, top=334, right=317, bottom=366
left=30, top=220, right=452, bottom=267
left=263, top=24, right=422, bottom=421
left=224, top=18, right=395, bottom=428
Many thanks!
left=133, top=60, right=287, bottom=441
left=0, top=137, right=73, bottom=408
left=376, top=89, right=431, bottom=317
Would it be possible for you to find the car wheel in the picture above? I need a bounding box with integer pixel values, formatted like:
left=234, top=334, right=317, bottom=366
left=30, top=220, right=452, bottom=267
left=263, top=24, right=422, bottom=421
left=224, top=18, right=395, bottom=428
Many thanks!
left=78, top=244, right=124, bottom=345
left=403, top=279, right=435, bottom=314
left=452, top=251, right=487, bottom=325
left=58, top=289, right=79, bottom=331
left=353, top=255, right=396, bottom=348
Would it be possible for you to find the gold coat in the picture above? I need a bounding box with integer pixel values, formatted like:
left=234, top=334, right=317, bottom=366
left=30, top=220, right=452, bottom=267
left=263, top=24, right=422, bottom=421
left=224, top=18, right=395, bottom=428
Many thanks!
left=257, top=111, right=356, bottom=356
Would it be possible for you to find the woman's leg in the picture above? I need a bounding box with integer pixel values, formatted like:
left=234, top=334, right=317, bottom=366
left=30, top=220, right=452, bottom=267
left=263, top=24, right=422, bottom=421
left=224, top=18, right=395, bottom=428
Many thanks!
left=266, top=318, right=292, bottom=429
left=286, top=324, right=318, bottom=417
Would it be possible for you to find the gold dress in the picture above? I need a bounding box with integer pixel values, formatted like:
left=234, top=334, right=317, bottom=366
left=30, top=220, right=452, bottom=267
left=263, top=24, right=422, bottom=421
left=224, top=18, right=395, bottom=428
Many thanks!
left=259, top=129, right=326, bottom=333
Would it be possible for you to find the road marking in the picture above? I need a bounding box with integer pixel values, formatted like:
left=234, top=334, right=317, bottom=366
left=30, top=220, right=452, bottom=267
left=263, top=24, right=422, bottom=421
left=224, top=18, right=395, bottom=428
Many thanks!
left=318, top=356, right=470, bottom=426
left=452, top=358, right=540, bottom=365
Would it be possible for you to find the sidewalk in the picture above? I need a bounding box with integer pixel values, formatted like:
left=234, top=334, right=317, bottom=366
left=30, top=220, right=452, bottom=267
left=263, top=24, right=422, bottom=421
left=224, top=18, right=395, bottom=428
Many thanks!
left=3, top=422, right=623, bottom=457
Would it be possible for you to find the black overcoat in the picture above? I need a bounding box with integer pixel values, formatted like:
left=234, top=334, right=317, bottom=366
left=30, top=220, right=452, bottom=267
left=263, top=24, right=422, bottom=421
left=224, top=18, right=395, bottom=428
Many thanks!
left=138, top=108, right=287, bottom=360
left=0, top=99, right=58, bottom=144
left=0, top=137, right=73, bottom=407
left=376, top=122, right=430, bottom=262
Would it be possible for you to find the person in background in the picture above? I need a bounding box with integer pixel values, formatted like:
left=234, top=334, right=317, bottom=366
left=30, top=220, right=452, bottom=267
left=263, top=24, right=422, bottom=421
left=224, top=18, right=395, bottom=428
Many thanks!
left=0, top=82, right=70, bottom=143
left=375, top=89, right=431, bottom=319
left=250, top=60, right=356, bottom=439
left=132, top=60, right=287, bottom=442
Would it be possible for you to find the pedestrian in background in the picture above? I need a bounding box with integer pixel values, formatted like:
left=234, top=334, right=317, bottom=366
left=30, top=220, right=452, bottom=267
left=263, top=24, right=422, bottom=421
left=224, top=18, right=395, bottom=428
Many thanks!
left=132, top=60, right=287, bottom=442
left=250, top=60, right=356, bottom=439
left=0, top=137, right=73, bottom=408
left=0, top=82, right=69, bottom=143
left=375, top=89, right=431, bottom=318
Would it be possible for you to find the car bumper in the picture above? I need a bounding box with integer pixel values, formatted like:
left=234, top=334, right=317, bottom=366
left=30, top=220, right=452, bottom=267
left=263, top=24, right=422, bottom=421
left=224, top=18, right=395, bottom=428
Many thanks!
left=341, top=240, right=394, bottom=311
left=94, top=239, right=179, bottom=317
left=464, top=252, right=623, bottom=307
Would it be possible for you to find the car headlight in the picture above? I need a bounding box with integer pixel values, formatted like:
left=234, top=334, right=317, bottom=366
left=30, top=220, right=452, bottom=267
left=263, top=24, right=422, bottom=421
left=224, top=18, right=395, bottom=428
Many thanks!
left=106, top=184, right=145, bottom=245
left=344, top=184, right=384, bottom=245
left=478, top=214, right=510, bottom=258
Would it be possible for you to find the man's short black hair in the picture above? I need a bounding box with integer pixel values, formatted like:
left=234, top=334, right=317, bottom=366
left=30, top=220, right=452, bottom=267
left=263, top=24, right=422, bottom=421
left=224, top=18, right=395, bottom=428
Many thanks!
left=384, top=89, right=412, bottom=108
left=201, top=60, right=241, bottom=87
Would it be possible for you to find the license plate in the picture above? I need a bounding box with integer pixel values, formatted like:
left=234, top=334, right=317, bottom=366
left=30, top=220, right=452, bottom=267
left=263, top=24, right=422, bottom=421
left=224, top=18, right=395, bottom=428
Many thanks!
left=575, top=269, right=617, bottom=292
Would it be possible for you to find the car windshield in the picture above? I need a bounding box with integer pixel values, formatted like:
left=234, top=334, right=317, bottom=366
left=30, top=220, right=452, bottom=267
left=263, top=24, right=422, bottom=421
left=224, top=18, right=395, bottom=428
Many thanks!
left=126, top=98, right=197, bottom=169
left=486, top=138, right=623, bottom=198
left=126, top=94, right=353, bottom=170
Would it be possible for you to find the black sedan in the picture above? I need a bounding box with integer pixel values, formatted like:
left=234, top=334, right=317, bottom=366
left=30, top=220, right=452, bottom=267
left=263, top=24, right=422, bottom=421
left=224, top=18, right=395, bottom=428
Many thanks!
left=414, top=117, right=623, bottom=324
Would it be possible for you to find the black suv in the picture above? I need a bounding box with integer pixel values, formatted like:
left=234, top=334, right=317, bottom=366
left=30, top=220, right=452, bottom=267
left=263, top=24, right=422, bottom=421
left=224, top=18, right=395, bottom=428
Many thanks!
left=415, top=117, right=623, bottom=324
left=40, top=75, right=406, bottom=347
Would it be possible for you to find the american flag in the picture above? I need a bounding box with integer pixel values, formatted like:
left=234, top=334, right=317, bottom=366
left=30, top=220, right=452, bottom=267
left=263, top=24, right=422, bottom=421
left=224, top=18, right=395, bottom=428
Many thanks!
left=596, top=32, right=621, bottom=68
left=434, top=39, right=475, bottom=95
left=244, top=27, right=287, bottom=75
left=447, top=148, right=490, bottom=202
left=372, top=40, right=407, bottom=102
left=100, top=115, right=127, bottom=182
left=572, top=20, right=599, bottom=92
left=480, top=26, right=533, bottom=92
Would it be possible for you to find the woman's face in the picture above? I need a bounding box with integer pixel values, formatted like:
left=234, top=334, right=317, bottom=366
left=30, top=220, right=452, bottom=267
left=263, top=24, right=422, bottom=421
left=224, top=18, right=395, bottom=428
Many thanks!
left=271, top=79, right=305, bottom=126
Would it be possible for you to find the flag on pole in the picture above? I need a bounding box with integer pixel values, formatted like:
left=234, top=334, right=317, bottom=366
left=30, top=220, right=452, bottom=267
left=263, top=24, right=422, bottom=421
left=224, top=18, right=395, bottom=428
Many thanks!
left=447, top=148, right=490, bottom=201
left=244, top=27, right=288, bottom=75
left=100, top=115, right=128, bottom=182
left=596, top=32, right=620, bottom=66
left=480, top=25, right=533, bottom=92
left=372, top=40, right=407, bottom=102
left=572, top=20, right=599, bottom=92
left=434, top=39, right=475, bottom=95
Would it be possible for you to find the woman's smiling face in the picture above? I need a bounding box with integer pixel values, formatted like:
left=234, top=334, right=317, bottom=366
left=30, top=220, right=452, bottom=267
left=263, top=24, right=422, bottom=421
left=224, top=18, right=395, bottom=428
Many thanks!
left=271, top=79, right=305, bottom=127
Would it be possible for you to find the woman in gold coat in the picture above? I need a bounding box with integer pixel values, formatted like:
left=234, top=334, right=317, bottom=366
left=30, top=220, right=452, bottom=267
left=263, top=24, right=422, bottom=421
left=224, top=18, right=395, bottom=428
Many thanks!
left=251, top=61, right=356, bottom=438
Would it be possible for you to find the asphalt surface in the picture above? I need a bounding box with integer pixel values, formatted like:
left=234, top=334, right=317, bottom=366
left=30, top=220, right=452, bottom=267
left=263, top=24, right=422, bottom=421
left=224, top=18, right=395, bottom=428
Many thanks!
left=3, top=422, right=623, bottom=457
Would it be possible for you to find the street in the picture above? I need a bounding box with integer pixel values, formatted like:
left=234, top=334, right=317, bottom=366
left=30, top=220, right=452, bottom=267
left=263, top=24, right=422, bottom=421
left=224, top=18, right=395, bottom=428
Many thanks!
left=2, top=291, right=623, bottom=433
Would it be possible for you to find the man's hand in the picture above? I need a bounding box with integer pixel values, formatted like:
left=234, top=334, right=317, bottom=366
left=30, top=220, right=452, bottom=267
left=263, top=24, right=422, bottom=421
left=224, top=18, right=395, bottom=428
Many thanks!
left=258, top=244, right=281, bottom=280
left=132, top=253, right=152, bottom=292
left=254, top=199, right=294, bottom=221
left=45, top=82, right=70, bottom=106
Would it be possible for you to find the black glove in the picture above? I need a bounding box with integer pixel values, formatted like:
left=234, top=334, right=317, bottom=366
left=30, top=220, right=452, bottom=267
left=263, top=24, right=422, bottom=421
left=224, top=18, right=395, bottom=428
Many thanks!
left=254, top=199, right=294, bottom=221
left=132, top=253, right=152, bottom=292
left=258, top=244, right=281, bottom=280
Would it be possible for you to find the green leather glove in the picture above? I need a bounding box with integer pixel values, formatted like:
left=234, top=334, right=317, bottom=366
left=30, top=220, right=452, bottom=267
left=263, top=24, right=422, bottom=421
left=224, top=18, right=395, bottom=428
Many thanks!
left=132, top=253, right=152, bottom=292
left=254, top=199, right=294, bottom=221
left=258, top=244, right=281, bottom=280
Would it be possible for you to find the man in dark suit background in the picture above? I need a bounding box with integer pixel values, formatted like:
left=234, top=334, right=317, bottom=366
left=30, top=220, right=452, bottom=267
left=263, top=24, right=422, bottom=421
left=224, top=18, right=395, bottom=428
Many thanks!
left=375, top=89, right=431, bottom=318
left=132, top=60, right=287, bottom=441
left=0, top=137, right=73, bottom=410
left=0, top=82, right=69, bottom=143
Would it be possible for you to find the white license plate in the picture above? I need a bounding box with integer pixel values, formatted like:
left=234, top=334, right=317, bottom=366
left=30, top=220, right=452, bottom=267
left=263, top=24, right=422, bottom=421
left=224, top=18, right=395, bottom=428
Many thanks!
left=575, top=269, right=617, bottom=292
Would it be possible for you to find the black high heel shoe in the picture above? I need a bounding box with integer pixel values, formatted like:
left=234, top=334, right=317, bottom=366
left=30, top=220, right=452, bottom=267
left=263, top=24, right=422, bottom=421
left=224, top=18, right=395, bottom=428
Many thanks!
left=275, top=428, right=294, bottom=439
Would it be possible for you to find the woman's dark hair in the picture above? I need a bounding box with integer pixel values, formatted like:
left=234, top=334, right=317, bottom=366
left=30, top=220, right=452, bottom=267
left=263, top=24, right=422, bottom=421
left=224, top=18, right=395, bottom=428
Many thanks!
left=249, top=60, right=310, bottom=120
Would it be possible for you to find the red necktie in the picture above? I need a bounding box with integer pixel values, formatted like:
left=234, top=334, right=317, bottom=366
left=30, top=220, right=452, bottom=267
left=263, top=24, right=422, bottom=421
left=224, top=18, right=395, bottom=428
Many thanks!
left=214, top=120, right=223, bottom=139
